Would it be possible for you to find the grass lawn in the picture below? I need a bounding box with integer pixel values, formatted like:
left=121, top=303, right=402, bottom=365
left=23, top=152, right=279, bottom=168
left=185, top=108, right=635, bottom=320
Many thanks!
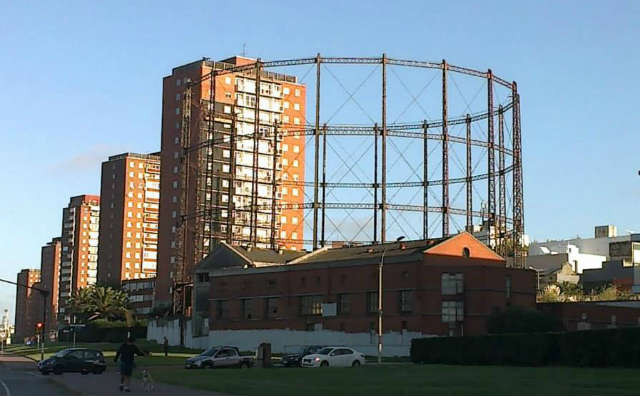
left=142, top=364, right=640, bottom=396
left=3, top=340, right=199, bottom=366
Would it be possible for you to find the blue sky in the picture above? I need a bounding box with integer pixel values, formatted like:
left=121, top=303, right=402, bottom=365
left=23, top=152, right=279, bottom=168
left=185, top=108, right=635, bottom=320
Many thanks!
left=1, top=1, right=638, bottom=318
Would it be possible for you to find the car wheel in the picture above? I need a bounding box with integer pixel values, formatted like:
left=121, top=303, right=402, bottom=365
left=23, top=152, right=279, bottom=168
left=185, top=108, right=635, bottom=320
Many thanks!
left=41, top=371, right=50, bottom=376
left=202, top=362, right=212, bottom=369
left=320, top=361, right=329, bottom=367
left=80, top=369, right=89, bottom=375
left=352, top=360, right=361, bottom=367
left=53, top=366, right=63, bottom=375
left=239, top=362, right=249, bottom=369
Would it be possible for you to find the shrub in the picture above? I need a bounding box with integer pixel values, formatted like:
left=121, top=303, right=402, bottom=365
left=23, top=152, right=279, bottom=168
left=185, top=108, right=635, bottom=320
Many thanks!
left=411, top=327, right=640, bottom=367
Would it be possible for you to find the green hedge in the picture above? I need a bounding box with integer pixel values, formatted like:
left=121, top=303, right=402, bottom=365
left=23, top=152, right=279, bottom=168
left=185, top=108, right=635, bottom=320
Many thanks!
left=59, top=321, right=147, bottom=343
left=411, top=327, right=640, bottom=367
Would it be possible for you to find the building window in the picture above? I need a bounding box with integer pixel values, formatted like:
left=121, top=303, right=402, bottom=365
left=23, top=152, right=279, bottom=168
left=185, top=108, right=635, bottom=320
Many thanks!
left=283, top=87, right=290, bottom=95
left=367, top=291, right=378, bottom=314
left=338, top=294, right=351, bottom=315
left=294, top=88, right=300, bottom=97
left=399, top=290, right=414, bottom=313
left=265, top=297, right=279, bottom=319
left=462, top=247, right=470, bottom=258
left=505, top=276, right=512, bottom=299
left=216, top=300, right=228, bottom=319
left=299, top=295, right=323, bottom=316
left=224, top=76, right=231, bottom=85
left=441, top=273, right=464, bottom=295
left=292, top=217, right=298, bottom=225
left=442, top=301, right=464, bottom=323
left=241, top=299, right=255, bottom=320
left=293, top=103, right=300, bottom=111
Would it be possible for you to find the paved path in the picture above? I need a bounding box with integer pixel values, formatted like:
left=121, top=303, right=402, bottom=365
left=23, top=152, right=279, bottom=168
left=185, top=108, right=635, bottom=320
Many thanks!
left=0, top=354, right=225, bottom=395
left=0, top=355, right=71, bottom=395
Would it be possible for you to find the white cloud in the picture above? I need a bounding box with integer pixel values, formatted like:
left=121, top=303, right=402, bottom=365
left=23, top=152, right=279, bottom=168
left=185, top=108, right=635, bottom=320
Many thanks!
left=49, top=143, right=128, bottom=173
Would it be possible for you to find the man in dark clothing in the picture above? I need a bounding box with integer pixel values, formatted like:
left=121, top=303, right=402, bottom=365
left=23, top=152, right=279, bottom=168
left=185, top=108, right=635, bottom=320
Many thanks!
left=163, top=336, right=169, bottom=357
left=114, top=337, right=145, bottom=392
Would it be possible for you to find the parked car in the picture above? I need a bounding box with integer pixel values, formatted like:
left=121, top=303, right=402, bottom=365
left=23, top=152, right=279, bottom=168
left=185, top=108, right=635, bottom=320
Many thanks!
left=281, top=345, right=326, bottom=367
left=184, top=346, right=253, bottom=369
left=301, top=347, right=366, bottom=368
left=38, top=348, right=106, bottom=375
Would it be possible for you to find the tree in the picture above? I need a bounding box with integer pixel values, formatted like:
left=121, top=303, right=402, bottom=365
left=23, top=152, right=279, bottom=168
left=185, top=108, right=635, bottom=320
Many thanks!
left=487, top=306, right=564, bottom=334
left=68, top=285, right=129, bottom=322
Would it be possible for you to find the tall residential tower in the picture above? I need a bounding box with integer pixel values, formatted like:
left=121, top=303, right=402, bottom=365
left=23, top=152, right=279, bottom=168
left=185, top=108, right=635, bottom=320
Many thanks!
left=155, top=56, right=306, bottom=308
left=58, top=195, right=100, bottom=321
left=97, top=153, right=160, bottom=287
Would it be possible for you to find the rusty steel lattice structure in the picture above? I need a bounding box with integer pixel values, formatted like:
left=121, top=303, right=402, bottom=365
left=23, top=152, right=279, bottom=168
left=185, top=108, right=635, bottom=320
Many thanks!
left=176, top=55, right=525, bottom=272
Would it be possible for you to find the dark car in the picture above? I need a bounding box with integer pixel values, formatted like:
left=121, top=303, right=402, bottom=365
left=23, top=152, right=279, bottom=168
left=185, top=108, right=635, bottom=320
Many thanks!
left=38, top=348, right=106, bottom=375
left=281, top=345, right=325, bottom=367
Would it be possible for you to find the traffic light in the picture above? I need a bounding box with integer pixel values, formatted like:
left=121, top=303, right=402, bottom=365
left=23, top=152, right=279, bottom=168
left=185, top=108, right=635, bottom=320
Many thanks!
left=35, top=322, right=43, bottom=333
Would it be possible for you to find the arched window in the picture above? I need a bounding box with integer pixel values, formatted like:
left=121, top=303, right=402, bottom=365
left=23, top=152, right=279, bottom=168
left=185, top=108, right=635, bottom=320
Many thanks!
left=462, top=247, right=470, bottom=258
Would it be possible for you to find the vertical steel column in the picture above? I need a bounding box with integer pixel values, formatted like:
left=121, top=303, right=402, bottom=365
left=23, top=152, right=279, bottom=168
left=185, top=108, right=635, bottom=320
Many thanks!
left=498, top=105, right=506, bottom=246
left=381, top=53, right=387, bottom=243
left=466, top=114, right=472, bottom=230
left=373, top=123, right=379, bottom=244
left=250, top=60, right=262, bottom=245
left=512, top=82, right=524, bottom=268
left=270, top=122, right=279, bottom=249
left=487, top=70, right=496, bottom=238
left=441, top=60, right=449, bottom=237
left=226, top=111, right=236, bottom=244
left=422, top=121, right=428, bottom=240
left=321, top=123, right=327, bottom=247
left=204, top=69, right=216, bottom=253
left=312, top=53, right=321, bottom=250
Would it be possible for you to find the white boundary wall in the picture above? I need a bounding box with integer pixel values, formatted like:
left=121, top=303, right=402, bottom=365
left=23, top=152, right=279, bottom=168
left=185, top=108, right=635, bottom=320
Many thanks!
left=148, top=319, right=435, bottom=356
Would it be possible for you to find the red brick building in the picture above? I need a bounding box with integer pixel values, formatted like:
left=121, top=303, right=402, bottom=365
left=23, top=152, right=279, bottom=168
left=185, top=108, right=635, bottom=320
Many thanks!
left=40, top=238, right=61, bottom=334
left=539, top=301, right=640, bottom=331
left=195, top=232, right=536, bottom=337
left=14, top=269, right=42, bottom=341
left=97, top=153, right=160, bottom=287
left=58, top=195, right=100, bottom=321
left=156, top=56, right=306, bottom=309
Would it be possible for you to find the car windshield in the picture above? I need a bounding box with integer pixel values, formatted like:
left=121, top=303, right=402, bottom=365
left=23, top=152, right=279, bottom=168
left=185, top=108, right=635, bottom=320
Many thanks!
left=200, top=347, right=220, bottom=357
left=53, top=349, right=71, bottom=358
left=303, top=346, right=322, bottom=354
left=316, top=347, right=334, bottom=355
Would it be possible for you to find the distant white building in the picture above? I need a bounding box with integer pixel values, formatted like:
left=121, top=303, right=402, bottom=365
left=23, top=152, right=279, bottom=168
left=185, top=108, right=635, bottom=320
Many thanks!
left=529, top=225, right=639, bottom=274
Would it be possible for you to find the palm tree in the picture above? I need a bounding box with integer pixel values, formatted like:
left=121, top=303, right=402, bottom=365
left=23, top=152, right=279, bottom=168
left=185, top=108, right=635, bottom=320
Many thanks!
left=68, top=285, right=129, bottom=322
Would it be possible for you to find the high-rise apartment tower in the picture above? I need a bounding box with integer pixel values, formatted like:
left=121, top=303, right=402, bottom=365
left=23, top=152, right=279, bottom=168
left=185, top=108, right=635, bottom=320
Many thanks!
left=14, top=269, right=41, bottom=341
left=58, top=195, right=100, bottom=320
left=155, top=56, right=306, bottom=307
left=97, top=153, right=160, bottom=287
left=40, top=237, right=61, bottom=333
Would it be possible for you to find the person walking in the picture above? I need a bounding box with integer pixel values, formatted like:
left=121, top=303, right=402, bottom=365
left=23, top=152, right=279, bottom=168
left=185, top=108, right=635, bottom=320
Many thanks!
left=114, top=336, right=145, bottom=392
left=163, top=336, right=169, bottom=357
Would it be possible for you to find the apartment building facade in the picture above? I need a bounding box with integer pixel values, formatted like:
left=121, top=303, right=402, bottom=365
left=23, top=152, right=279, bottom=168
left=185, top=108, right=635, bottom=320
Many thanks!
left=58, top=195, right=100, bottom=320
left=14, top=269, right=41, bottom=341
left=121, top=278, right=156, bottom=315
left=156, top=56, right=306, bottom=307
left=97, top=153, right=160, bottom=287
left=40, top=237, right=61, bottom=334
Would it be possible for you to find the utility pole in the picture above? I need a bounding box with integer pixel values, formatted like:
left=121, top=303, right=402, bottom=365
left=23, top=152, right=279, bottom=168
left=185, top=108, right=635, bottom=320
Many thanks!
left=377, top=236, right=405, bottom=364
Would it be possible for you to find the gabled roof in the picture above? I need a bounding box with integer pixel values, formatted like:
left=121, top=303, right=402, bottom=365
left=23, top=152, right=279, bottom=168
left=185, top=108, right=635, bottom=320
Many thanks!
left=195, top=242, right=306, bottom=273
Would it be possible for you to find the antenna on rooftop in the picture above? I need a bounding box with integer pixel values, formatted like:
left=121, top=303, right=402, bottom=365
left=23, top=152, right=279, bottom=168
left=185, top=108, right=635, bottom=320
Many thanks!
left=242, top=43, right=246, bottom=57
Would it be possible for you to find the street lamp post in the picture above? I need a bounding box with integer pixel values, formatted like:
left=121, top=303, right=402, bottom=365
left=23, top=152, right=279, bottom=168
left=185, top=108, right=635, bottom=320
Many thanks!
left=378, top=236, right=405, bottom=364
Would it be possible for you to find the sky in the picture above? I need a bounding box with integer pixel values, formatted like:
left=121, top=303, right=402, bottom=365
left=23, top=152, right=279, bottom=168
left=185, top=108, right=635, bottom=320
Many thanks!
left=1, top=1, right=638, bottom=320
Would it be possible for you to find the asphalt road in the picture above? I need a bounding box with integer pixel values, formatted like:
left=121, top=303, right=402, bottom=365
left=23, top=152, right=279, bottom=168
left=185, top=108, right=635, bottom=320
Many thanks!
left=0, top=355, right=70, bottom=395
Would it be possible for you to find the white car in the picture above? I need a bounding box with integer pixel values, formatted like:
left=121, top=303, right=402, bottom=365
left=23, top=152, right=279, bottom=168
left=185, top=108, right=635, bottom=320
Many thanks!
left=301, top=347, right=366, bottom=367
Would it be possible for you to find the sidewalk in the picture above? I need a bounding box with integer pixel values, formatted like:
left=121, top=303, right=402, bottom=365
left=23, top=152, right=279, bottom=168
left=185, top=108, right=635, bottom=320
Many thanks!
left=48, top=368, right=226, bottom=396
